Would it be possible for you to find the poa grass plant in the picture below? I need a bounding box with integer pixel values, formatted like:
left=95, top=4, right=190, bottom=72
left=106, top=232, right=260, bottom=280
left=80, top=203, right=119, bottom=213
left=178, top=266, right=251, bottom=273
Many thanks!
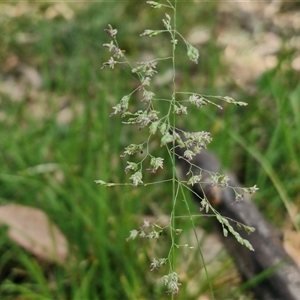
left=99, top=1, right=258, bottom=296
left=1, top=1, right=299, bottom=299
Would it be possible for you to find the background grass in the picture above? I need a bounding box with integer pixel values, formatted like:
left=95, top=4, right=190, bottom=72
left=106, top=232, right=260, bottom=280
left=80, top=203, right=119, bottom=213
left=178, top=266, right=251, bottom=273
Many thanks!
left=0, top=1, right=300, bottom=299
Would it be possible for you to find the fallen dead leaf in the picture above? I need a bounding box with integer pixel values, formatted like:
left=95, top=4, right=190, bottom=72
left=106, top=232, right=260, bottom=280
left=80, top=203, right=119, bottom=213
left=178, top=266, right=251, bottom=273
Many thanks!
left=0, top=204, right=68, bottom=264
left=292, top=55, right=300, bottom=71
left=283, top=230, right=300, bottom=268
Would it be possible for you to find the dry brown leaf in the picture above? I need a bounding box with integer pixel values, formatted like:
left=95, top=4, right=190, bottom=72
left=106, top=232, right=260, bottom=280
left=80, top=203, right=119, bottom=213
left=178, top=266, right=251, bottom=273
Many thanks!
left=292, top=55, right=300, bottom=71
left=283, top=230, right=300, bottom=268
left=0, top=204, right=68, bottom=264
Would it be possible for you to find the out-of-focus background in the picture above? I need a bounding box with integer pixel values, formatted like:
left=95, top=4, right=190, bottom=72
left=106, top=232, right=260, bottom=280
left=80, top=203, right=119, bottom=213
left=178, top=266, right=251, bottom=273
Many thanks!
left=0, top=1, right=300, bottom=299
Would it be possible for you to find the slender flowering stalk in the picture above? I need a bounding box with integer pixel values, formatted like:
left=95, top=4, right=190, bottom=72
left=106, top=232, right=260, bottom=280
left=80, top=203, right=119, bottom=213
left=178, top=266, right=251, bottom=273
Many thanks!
left=97, top=1, right=258, bottom=296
